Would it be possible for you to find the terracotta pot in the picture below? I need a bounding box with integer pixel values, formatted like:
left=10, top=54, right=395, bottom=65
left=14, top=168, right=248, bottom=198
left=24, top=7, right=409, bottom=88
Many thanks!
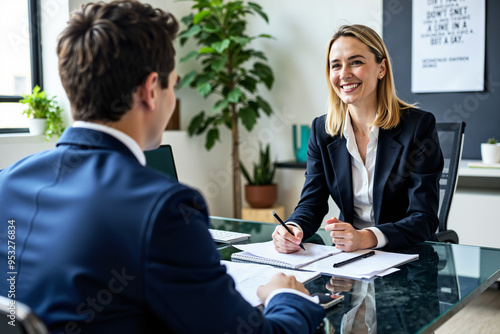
left=245, top=184, right=278, bottom=208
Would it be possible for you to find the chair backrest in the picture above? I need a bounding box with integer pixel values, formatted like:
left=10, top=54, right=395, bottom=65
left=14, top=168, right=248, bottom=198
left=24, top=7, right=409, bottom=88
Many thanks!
left=435, top=122, right=466, bottom=234
left=0, top=295, right=49, bottom=334
left=144, top=144, right=179, bottom=181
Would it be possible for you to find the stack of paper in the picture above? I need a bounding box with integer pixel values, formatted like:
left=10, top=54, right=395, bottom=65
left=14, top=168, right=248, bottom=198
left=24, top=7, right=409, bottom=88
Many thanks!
left=222, top=260, right=320, bottom=306
left=300, top=250, right=418, bottom=279
left=231, top=241, right=419, bottom=279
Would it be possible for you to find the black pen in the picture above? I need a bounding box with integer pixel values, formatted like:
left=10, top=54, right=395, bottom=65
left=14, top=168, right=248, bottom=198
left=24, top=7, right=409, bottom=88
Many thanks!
left=333, top=250, right=375, bottom=268
left=271, top=211, right=306, bottom=251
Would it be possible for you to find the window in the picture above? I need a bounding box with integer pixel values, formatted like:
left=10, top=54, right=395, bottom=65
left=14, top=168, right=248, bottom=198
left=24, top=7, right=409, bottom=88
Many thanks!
left=0, top=0, right=43, bottom=133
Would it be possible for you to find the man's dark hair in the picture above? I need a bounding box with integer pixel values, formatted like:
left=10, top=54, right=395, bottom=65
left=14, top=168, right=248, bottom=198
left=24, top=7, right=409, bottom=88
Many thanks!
left=57, top=0, right=178, bottom=122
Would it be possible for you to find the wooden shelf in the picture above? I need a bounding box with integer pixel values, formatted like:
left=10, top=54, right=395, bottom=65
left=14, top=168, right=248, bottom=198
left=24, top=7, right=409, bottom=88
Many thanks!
left=460, top=160, right=500, bottom=178
left=276, top=161, right=306, bottom=169
left=278, top=159, right=500, bottom=176
left=241, top=205, right=285, bottom=223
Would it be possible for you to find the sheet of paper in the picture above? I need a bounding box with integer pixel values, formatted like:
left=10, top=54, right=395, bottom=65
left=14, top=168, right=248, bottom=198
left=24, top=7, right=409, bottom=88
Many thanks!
left=233, top=241, right=342, bottom=268
left=301, top=250, right=418, bottom=279
left=222, top=260, right=320, bottom=307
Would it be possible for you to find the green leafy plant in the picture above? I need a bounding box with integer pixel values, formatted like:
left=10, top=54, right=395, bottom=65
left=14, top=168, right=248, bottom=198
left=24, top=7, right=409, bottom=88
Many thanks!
left=19, top=85, right=65, bottom=140
left=240, top=143, right=276, bottom=186
left=487, top=137, right=498, bottom=144
left=179, top=0, right=275, bottom=217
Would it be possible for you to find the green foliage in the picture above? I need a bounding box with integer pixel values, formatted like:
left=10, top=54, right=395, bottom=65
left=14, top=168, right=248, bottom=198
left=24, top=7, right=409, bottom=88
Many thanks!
left=179, top=0, right=275, bottom=150
left=240, top=143, right=276, bottom=185
left=487, top=137, right=498, bottom=144
left=19, top=85, right=65, bottom=140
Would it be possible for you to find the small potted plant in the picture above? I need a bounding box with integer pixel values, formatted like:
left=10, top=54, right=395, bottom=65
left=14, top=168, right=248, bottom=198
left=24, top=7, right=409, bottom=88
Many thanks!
left=240, top=143, right=277, bottom=208
left=19, top=85, right=65, bottom=139
left=481, top=137, right=500, bottom=164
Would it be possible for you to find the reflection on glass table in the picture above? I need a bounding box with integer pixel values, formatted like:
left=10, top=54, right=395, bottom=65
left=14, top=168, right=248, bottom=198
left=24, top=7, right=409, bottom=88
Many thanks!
left=209, top=216, right=500, bottom=334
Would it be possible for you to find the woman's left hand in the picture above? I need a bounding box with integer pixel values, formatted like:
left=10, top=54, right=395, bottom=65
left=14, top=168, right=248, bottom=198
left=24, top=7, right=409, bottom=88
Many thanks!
left=325, top=217, right=377, bottom=251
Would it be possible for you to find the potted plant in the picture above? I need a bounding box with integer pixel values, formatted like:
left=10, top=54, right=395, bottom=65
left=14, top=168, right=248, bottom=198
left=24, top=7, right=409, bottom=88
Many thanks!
left=19, top=85, right=65, bottom=140
left=481, top=137, right=500, bottom=164
left=179, top=0, right=275, bottom=217
left=240, top=143, right=277, bottom=208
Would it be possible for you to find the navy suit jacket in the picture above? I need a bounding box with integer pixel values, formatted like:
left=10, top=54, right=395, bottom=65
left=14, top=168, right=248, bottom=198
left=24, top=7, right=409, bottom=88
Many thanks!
left=0, top=127, right=324, bottom=333
left=288, top=109, right=443, bottom=250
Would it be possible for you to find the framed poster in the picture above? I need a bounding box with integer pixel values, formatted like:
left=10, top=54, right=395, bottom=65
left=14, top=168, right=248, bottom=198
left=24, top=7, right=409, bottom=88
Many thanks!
left=412, top=0, right=485, bottom=93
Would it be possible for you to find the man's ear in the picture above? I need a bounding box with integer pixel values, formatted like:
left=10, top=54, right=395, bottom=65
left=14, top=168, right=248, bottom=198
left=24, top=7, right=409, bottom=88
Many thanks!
left=137, top=72, right=159, bottom=111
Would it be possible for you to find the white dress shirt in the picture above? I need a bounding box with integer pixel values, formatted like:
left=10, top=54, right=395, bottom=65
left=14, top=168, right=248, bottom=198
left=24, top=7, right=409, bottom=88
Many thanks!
left=72, top=121, right=146, bottom=166
left=343, top=112, right=388, bottom=248
left=287, top=112, right=388, bottom=249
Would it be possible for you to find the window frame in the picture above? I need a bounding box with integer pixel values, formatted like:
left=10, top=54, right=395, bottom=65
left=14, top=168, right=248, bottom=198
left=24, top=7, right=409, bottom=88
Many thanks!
left=0, top=0, right=43, bottom=133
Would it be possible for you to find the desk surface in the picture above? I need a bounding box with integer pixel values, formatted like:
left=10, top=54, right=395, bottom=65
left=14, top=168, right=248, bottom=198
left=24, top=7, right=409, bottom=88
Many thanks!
left=210, top=216, right=500, bottom=334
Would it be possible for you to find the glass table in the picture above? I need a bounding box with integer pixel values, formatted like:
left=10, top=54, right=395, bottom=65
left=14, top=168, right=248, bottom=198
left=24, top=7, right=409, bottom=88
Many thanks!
left=210, top=216, right=500, bottom=334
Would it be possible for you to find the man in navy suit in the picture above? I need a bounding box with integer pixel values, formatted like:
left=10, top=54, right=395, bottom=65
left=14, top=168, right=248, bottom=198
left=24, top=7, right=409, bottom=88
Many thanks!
left=0, top=1, right=324, bottom=333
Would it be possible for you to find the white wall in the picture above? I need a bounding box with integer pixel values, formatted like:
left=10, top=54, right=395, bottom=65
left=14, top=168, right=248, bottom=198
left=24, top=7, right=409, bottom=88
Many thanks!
left=1, top=0, right=383, bottom=219
left=173, top=0, right=383, bottom=218
left=41, top=0, right=72, bottom=127
left=237, top=0, right=383, bottom=220
left=3, top=1, right=498, bottom=248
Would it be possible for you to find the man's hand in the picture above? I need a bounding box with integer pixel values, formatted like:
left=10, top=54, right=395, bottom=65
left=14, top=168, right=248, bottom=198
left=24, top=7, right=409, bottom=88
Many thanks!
left=272, top=224, right=303, bottom=253
left=257, top=273, right=310, bottom=303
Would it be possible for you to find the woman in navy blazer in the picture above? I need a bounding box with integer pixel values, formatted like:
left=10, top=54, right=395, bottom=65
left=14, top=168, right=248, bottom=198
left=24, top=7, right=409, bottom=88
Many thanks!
left=273, top=25, right=443, bottom=252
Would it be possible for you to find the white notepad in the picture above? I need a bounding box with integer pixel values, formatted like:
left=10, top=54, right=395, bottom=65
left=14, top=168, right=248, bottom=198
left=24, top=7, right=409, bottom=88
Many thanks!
left=231, top=241, right=342, bottom=269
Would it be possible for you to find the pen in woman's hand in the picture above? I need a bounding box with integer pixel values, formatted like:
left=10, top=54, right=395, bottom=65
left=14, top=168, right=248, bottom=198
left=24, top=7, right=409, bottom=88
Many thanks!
left=271, top=211, right=306, bottom=251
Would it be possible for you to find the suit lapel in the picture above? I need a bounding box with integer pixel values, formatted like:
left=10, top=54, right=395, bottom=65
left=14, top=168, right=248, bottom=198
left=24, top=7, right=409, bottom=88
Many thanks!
left=327, top=137, right=354, bottom=223
left=373, top=127, right=403, bottom=224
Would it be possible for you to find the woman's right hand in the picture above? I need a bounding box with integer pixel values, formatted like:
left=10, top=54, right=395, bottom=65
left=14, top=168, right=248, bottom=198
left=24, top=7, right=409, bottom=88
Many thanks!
left=272, top=224, right=303, bottom=253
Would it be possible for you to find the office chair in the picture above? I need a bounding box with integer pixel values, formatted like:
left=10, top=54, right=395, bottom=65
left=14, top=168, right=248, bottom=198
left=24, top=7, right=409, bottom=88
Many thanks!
left=0, top=295, right=49, bottom=334
left=435, top=122, right=466, bottom=244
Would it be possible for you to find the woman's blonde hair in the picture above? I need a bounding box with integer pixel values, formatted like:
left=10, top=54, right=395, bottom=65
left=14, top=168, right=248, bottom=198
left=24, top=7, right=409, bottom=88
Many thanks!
left=325, top=24, right=414, bottom=137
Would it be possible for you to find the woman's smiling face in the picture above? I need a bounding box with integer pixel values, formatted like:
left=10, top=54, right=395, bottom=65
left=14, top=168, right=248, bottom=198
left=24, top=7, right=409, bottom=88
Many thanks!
left=329, top=36, right=386, bottom=110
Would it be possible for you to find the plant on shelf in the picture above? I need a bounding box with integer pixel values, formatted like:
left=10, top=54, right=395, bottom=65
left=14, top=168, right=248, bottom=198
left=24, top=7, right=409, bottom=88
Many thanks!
left=241, top=142, right=276, bottom=186
left=481, top=137, right=500, bottom=164
left=178, top=0, right=275, bottom=217
left=19, top=85, right=65, bottom=140
left=240, top=143, right=278, bottom=208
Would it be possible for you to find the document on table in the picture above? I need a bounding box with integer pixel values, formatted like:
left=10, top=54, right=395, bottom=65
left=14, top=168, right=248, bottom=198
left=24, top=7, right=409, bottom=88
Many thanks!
left=222, top=260, right=321, bottom=307
left=231, top=241, right=418, bottom=279
left=231, top=241, right=342, bottom=269
left=300, top=250, right=418, bottom=279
